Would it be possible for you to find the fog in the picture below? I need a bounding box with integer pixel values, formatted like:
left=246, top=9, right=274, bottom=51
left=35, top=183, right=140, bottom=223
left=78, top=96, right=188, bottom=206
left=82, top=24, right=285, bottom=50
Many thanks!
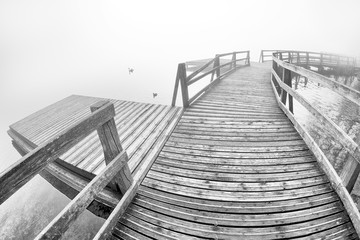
left=0, top=0, right=360, bottom=238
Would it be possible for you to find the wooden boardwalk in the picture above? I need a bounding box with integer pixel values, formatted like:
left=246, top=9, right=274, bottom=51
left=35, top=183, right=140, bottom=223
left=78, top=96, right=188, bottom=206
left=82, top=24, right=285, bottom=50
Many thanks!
left=9, top=95, right=182, bottom=216
left=112, top=63, right=359, bottom=239
left=5, top=52, right=360, bottom=238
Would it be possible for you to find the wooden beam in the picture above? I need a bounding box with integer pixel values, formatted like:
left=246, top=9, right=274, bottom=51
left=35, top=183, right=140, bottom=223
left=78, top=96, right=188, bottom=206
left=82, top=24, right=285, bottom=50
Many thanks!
left=270, top=79, right=360, bottom=236
left=35, top=151, right=128, bottom=240
left=0, top=102, right=115, bottom=205
left=91, top=101, right=133, bottom=194
left=171, top=68, right=180, bottom=106
left=186, top=58, right=215, bottom=81
left=178, top=63, right=189, bottom=108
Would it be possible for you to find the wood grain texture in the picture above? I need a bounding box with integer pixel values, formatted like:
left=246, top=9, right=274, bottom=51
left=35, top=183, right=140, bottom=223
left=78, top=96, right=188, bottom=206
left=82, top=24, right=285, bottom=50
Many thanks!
left=0, top=102, right=115, bottom=204
left=112, top=62, right=359, bottom=239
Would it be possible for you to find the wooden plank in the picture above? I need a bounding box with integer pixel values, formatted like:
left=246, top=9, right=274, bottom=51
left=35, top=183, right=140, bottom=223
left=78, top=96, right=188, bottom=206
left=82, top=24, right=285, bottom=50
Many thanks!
left=91, top=101, right=133, bottom=194
left=0, top=102, right=115, bottom=204
left=139, top=186, right=339, bottom=213
left=133, top=194, right=343, bottom=226
left=35, top=151, right=128, bottom=240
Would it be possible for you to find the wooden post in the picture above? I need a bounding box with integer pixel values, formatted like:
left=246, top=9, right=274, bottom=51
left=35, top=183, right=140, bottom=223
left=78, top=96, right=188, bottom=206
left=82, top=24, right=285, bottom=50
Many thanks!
left=259, top=50, right=263, bottom=63
left=306, top=52, right=309, bottom=67
left=211, top=55, right=220, bottom=82
left=297, top=52, right=300, bottom=64
left=280, top=67, right=287, bottom=104
left=178, top=63, right=189, bottom=108
left=231, top=52, right=236, bottom=69
left=246, top=51, right=250, bottom=66
left=171, top=68, right=180, bottom=106
left=272, top=60, right=281, bottom=96
left=215, top=55, right=221, bottom=78
left=340, top=159, right=360, bottom=192
left=281, top=66, right=293, bottom=113
left=90, top=101, right=132, bottom=194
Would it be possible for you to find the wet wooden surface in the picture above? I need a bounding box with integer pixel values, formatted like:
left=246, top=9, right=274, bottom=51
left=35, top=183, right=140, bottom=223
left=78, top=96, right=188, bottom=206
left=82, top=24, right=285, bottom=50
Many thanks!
left=113, top=63, right=359, bottom=239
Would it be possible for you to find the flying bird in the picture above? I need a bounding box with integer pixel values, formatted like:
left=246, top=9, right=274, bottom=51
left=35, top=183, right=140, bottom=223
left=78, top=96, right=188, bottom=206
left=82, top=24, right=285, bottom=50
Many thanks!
left=153, top=93, right=158, bottom=98
left=128, top=68, right=134, bottom=74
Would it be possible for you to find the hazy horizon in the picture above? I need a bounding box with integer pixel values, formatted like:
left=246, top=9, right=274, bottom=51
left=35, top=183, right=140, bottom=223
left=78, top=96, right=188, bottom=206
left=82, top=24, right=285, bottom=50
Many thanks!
left=1, top=0, right=360, bottom=238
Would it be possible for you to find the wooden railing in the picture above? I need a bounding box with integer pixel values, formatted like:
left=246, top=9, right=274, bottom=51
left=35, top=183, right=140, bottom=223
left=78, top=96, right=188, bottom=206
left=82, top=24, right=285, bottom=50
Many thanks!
left=172, top=51, right=250, bottom=107
left=260, top=50, right=358, bottom=69
left=0, top=101, right=136, bottom=239
left=270, top=53, right=360, bottom=235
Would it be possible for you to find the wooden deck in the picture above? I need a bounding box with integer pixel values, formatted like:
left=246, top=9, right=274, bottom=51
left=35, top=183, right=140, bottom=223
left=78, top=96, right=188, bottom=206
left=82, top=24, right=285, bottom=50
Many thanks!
left=9, top=95, right=182, bottom=216
left=111, top=63, right=359, bottom=239
left=6, top=59, right=360, bottom=238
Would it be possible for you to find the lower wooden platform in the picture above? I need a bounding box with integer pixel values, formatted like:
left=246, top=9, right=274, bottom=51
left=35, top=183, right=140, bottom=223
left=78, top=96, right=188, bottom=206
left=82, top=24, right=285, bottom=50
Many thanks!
left=112, top=63, right=359, bottom=239
left=9, top=95, right=182, bottom=217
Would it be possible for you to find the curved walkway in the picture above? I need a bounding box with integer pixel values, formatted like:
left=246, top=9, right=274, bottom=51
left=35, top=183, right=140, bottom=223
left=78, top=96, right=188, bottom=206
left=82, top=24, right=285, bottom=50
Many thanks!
left=113, top=63, right=359, bottom=239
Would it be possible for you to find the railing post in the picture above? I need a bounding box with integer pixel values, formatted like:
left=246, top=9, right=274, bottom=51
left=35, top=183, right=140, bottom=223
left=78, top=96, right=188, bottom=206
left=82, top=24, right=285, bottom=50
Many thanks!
left=90, top=101, right=133, bottom=194
left=306, top=52, right=309, bottom=67
left=259, top=50, right=263, bottom=63
left=171, top=67, right=180, bottom=106
left=211, top=55, right=220, bottom=82
left=178, top=63, right=189, bottom=108
left=297, top=52, right=300, bottom=64
left=231, top=52, right=236, bottom=69
left=340, top=159, right=360, bottom=192
left=280, top=66, right=293, bottom=113
left=272, top=60, right=281, bottom=96
left=247, top=51, right=250, bottom=66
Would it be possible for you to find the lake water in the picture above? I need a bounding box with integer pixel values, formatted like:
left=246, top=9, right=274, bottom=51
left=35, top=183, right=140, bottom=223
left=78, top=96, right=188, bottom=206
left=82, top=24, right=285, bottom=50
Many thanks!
left=1, top=61, right=359, bottom=239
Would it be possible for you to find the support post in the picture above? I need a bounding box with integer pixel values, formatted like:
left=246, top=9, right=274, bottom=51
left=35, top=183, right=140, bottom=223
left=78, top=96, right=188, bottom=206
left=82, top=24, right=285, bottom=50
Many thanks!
left=272, top=60, right=281, bottom=96
left=211, top=55, right=220, bottom=82
left=90, top=101, right=133, bottom=194
left=171, top=68, right=180, bottom=106
left=340, top=158, right=360, bottom=192
left=178, top=63, right=189, bottom=108
left=281, top=66, right=293, bottom=113
left=231, top=52, right=236, bottom=69
left=246, top=51, right=250, bottom=66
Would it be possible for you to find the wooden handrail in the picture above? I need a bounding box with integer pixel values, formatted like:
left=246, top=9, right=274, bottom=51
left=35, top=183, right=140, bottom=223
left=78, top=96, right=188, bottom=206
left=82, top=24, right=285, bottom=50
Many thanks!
left=172, top=51, right=250, bottom=107
left=0, top=101, right=136, bottom=239
left=0, top=102, right=115, bottom=205
left=272, top=55, right=360, bottom=191
left=270, top=78, right=360, bottom=236
left=273, top=57, right=360, bottom=107
left=35, top=151, right=128, bottom=239
left=271, top=76, right=360, bottom=235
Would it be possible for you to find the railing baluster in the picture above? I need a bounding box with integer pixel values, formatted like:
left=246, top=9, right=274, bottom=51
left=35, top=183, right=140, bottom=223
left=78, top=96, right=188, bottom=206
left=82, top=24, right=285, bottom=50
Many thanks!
left=177, top=63, right=189, bottom=108
left=91, top=101, right=133, bottom=194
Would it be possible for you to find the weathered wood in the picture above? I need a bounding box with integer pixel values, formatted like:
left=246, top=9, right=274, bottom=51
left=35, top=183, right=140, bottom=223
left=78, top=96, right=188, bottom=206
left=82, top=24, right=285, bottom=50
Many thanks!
left=270, top=77, right=360, bottom=236
left=35, top=151, right=128, bottom=240
left=171, top=69, right=180, bottom=106
left=93, top=109, right=183, bottom=239
left=178, top=63, right=189, bottom=108
left=340, top=158, right=360, bottom=192
left=0, top=102, right=115, bottom=205
left=91, top=101, right=133, bottom=194
left=272, top=69, right=360, bottom=172
left=186, top=58, right=215, bottom=81
left=274, top=57, right=360, bottom=106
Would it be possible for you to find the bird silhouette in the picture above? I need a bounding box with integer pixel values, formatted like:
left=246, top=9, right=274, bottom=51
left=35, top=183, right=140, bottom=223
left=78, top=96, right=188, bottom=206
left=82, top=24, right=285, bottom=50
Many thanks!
left=153, top=93, right=158, bottom=98
left=128, top=68, right=134, bottom=74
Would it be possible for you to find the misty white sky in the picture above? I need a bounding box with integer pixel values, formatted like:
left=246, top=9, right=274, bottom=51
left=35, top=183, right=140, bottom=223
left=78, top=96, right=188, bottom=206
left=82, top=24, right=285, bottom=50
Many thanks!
left=0, top=0, right=360, bottom=169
